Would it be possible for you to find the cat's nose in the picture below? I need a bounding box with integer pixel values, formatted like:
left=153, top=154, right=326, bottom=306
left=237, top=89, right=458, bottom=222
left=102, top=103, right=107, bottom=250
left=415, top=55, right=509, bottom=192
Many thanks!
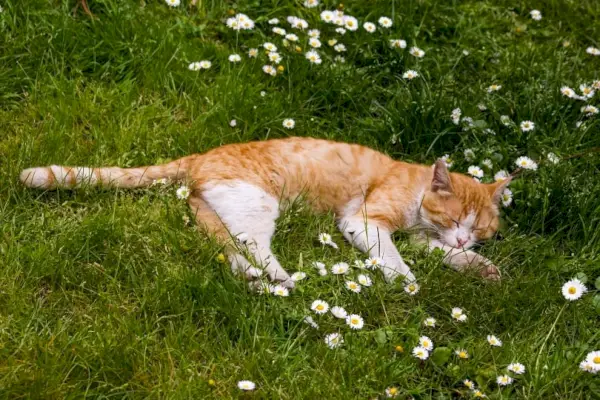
left=456, top=238, right=467, bottom=247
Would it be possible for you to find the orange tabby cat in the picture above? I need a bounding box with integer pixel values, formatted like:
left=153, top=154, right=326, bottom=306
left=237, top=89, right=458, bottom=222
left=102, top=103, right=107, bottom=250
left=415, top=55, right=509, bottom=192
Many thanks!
left=20, top=137, right=509, bottom=288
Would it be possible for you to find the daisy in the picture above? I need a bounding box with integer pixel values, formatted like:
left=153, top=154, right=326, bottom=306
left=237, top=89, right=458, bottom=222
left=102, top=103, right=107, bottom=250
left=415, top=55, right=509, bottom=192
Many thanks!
left=403, top=70, right=419, bottom=80
left=501, top=188, right=513, bottom=207
left=272, top=27, right=286, bottom=36
left=253, top=281, right=273, bottom=295
left=282, top=119, right=295, bottom=129
left=385, top=387, right=399, bottom=398
left=493, top=170, right=509, bottom=182
left=304, top=316, right=319, bottom=329
left=331, top=262, right=349, bottom=275
left=500, top=115, right=512, bottom=126
left=451, top=108, right=462, bottom=125
left=378, top=16, right=393, bottom=28
left=409, top=46, right=425, bottom=58
left=468, top=166, right=484, bottom=178
left=291, top=272, right=307, bottom=281
left=365, top=257, right=385, bottom=269
left=199, top=60, right=212, bottom=70
left=419, top=336, right=433, bottom=351
left=334, top=43, right=347, bottom=52
left=507, top=363, right=526, bottom=374
left=228, top=54, right=241, bottom=63
left=473, top=390, right=487, bottom=398
left=324, top=332, right=344, bottom=349
left=345, top=280, right=362, bottom=293
left=423, top=317, right=436, bottom=328
left=303, top=0, right=319, bottom=7
left=487, top=84, right=502, bottom=92
left=520, top=120, right=535, bottom=132
left=165, top=0, right=180, bottom=7
left=344, top=16, right=358, bottom=31
left=451, top=307, right=467, bottom=321
left=561, top=86, right=576, bottom=98
left=388, top=39, right=407, bottom=50
left=267, top=52, right=282, bottom=64
left=487, top=335, right=502, bottom=347
left=584, top=351, right=600, bottom=371
left=547, top=153, right=560, bottom=164
left=463, top=49, right=470, bottom=56
left=412, top=346, right=429, bottom=360
left=271, top=284, right=290, bottom=297
left=482, top=159, right=493, bottom=169
left=330, top=306, right=348, bottom=319
left=229, top=119, right=237, bottom=127
left=496, top=375, right=513, bottom=386
left=580, top=360, right=597, bottom=374
left=357, top=274, right=372, bottom=287
left=328, top=39, right=338, bottom=46
left=311, top=300, right=329, bottom=314
left=478, top=103, right=488, bottom=111
left=285, top=33, right=299, bottom=42
left=318, top=233, right=338, bottom=249
left=176, top=185, right=190, bottom=199
left=247, top=48, right=258, bottom=58
left=580, top=84, right=595, bottom=98
left=530, top=9, right=542, bottom=20
left=346, top=314, right=365, bottom=330
left=441, top=154, right=453, bottom=168
left=561, top=278, right=587, bottom=300
left=456, top=349, right=469, bottom=359
left=312, top=261, right=326, bottom=270
left=305, top=50, right=322, bottom=64
left=361, top=22, right=375, bottom=33
left=318, top=268, right=328, bottom=276
left=463, top=380, right=475, bottom=389
left=237, top=380, right=256, bottom=391
left=268, top=18, right=279, bottom=25
left=404, top=282, right=420, bottom=295
left=309, top=38, right=322, bottom=48
left=320, top=10, right=334, bottom=23
left=262, top=65, right=276, bottom=76
left=581, top=105, right=599, bottom=116
left=188, top=62, right=202, bottom=71
left=335, top=27, right=347, bottom=35
left=515, top=156, right=538, bottom=170
left=263, top=42, right=277, bottom=52
left=307, top=29, right=320, bottom=38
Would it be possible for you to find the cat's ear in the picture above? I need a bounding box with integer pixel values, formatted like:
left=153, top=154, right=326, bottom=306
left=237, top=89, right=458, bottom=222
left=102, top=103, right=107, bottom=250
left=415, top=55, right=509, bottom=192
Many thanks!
left=431, top=159, right=453, bottom=194
left=488, top=178, right=512, bottom=204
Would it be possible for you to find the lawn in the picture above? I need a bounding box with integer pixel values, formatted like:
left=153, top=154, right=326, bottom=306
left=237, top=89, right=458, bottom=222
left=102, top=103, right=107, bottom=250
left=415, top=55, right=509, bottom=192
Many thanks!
left=1, top=0, right=600, bottom=398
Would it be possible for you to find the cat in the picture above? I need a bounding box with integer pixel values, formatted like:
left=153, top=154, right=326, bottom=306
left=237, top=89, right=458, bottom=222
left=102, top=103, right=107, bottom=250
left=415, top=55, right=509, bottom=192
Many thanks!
left=20, top=137, right=510, bottom=288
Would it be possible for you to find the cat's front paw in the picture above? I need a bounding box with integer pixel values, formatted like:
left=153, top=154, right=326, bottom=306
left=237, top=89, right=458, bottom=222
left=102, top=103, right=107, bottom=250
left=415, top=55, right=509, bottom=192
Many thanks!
left=479, top=263, right=501, bottom=281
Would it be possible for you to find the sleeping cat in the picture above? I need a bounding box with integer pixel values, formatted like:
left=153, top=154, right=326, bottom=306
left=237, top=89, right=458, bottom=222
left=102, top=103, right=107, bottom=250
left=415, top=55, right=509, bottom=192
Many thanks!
left=20, top=137, right=509, bottom=288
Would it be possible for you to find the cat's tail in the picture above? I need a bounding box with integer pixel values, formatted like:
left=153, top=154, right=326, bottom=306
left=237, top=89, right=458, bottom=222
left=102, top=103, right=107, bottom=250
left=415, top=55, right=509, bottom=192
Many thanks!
left=20, top=157, right=192, bottom=190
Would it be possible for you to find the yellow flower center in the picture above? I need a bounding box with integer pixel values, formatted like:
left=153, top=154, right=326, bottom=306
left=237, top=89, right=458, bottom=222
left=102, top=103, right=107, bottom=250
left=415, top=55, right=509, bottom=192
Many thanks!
left=408, top=284, right=416, bottom=291
left=389, top=388, right=398, bottom=395
left=423, top=341, right=429, bottom=347
left=351, top=318, right=359, bottom=324
left=459, top=352, right=467, bottom=358
left=395, top=345, right=404, bottom=352
left=568, top=287, right=576, bottom=294
left=316, top=305, right=324, bottom=311
left=593, top=356, right=600, bottom=364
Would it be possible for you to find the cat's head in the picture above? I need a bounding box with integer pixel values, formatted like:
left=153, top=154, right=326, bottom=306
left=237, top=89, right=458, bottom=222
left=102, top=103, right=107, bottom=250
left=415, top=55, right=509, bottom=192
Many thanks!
left=419, top=160, right=511, bottom=249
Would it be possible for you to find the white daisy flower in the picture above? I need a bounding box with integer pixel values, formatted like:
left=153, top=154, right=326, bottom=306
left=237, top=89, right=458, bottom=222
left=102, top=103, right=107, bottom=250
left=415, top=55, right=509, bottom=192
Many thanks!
left=263, top=42, right=277, bottom=52
left=482, top=159, right=493, bottom=169
left=271, top=284, right=290, bottom=297
left=388, top=40, right=406, bottom=51
left=328, top=39, right=338, bottom=47
left=330, top=306, right=348, bottom=319
left=188, top=62, right=202, bottom=71
left=331, top=262, right=349, bottom=275
left=363, top=22, right=376, bottom=33
left=357, top=274, right=372, bottom=287
left=455, top=349, right=469, bottom=359
left=345, top=280, right=361, bottom=293
left=472, top=390, right=487, bottom=398
left=496, top=375, right=513, bottom=386
left=478, top=103, right=488, bottom=111
left=285, top=33, right=299, bottom=42
left=311, top=300, right=330, bottom=314
left=494, top=170, right=509, bottom=182
left=229, top=119, right=237, bottom=127
left=409, top=46, right=425, bottom=58
left=324, top=332, right=344, bottom=349
left=303, top=0, right=319, bottom=8
left=282, top=118, right=295, bottom=129
left=463, top=379, right=475, bottom=389
left=262, top=65, right=276, bottom=76
left=346, top=314, right=364, bottom=330
left=318, top=268, right=328, bottom=276
left=308, top=29, right=320, bottom=38
left=403, top=70, right=419, bottom=80
left=547, top=153, right=560, bottom=164
left=412, top=346, right=430, bottom=360
left=561, top=86, right=576, bottom=98
left=272, top=27, right=286, bottom=36
left=419, top=336, right=433, bottom=351
left=228, top=54, right=241, bottom=63
left=198, top=60, right=212, bottom=69
left=451, top=307, right=466, bottom=321
left=501, top=188, right=513, bottom=207
left=441, top=154, right=453, bottom=168
left=290, top=17, right=308, bottom=30
left=463, top=49, right=470, bottom=56
left=487, top=335, right=502, bottom=347
left=404, top=282, right=420, bottom=295
left=561, top=278, right=587, bottom=301
left=487, top=84, right=502, bottom=93
left=365, top=257, right=385, bottom=269
left=515, top=156, right=538, bottom=170
left=260, top=91, right=266, bottom=97
left=343, top=16, right=358, bottom=31
left=248, top=48, right=258, bottom=58
left=309, top=38, right=322, bottom=48
left=305, top=50, right=322, bottom=64
left=254, top=281, right=274, bottom=295
left=312, top=261, right=326, bottom=270
left=507, top=363, right=526, bottom=374
left=520, top=120, right=535, bottom=132
left=530, top=9, right=542, bottom=20
left=378, top=16, right=393, bottom=28
left=291, top=272, right=307, bottom=281
left=593, top=80, right=600, bottom=90
left=334, top=43, right=347, bottom=52
left=268, top=18, right=279, bottom=25
left=500, top=115, right=512, bottom=126
left=237, top=380, right=256, bottom=391
left=451, top=108, right=462, bottom=125
left=468, top=166, right=484, bottom=178
left=176, top=185, right=191, bottom=199
left=267, top=52, right=282, bottom=64
left=304, top=316, right=319, bottom=329
left=580, top=360, right=597, bottom=374
left=320, top=10, right=334, bottom=23
left=335, top=27, right=347, bottom=35
left=424, top=317, right=436, bottom=328
left=581, top=105, right=599, bottom=116
left=165, top=0, right=180, bottom=7
left=385, top=386, right=399, bottom=398
left=579, top=84, right=595, bottom=98
left=584, top=351, right=600, bottom=372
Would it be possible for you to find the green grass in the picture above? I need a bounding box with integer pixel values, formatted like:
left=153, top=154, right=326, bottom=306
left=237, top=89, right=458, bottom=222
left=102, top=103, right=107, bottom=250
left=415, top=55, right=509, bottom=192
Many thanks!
left=2, top=0, right=600, bottom=398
